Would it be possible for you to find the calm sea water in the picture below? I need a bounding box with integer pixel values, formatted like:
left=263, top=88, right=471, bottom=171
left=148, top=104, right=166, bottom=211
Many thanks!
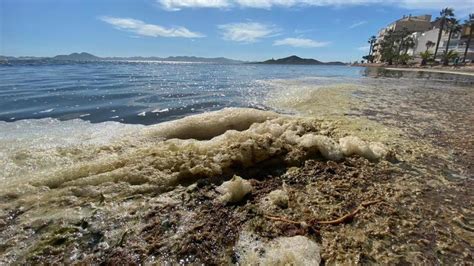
left=0, top=61, right=363, bottom=125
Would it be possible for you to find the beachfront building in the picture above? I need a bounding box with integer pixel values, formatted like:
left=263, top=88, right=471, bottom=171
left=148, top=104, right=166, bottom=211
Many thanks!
left=372, top=14, right=474, bottom=63
left=372, top=14, right=432, bottom=62
left=407, top=24, right=474, bottom=62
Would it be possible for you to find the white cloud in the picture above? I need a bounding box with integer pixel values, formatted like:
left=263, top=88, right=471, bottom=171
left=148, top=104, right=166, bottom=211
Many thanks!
left=159, top=0, right=230, bottom=10
left=357, top=45, right=370, bottom=51
left=274, top=38, right=330, bottom=48
left=397, top=0, right=473, bottom=10
left=155, top=0, right=474, bottom=12
left=218, top=22, right=278, bottom=43
left=100, top=16, right=204, bottom=38
left=349, top=21, right=367, bottom=29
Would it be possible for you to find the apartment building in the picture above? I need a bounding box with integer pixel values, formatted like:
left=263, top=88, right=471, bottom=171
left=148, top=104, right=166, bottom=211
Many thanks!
left=372, top=14, right=432, bottom=62
left=409, top=25, right=473, bottom=62
left=372, top=14, right=473, bottom=63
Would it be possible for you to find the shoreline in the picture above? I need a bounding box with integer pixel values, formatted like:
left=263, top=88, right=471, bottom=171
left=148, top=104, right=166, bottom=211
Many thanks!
left=383, top=67, right=474, bottom=77
left=353, top=63, right=474, bottom=77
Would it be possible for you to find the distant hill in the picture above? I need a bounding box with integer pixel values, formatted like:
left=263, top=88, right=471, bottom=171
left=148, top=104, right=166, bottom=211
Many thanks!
left=0, top=56, right=17, bottom=61
left=53, top=52, right=101, bottom=61
left=2, top=53, right=244, bottom=64
left=104, top=55, right=243, bottom=64
left=162, top=56, right=243, bottom=64
left=2, top=53, right=347, bottom=65
left=257, top=55, right=346, bottom=65
left=0, top=55, right=47, bottom=60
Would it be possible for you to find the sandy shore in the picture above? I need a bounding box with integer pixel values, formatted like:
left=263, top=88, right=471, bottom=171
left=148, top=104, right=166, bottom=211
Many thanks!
left=352, top=63, right=474, bottom=76
left=384, top=67, right=474, bottom=76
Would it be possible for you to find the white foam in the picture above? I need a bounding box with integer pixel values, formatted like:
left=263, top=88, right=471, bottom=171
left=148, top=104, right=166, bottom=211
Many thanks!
left=236, top=231, right=321, bottom=265
left=339, top=136, right=387, bottom=161
left=267, top=189, right=289, bottom=208
left=216, top=175, right=252, bottom=204
left=39, top=108, right=54, bottom=113
left=151, top=108, right=169, bottom=113
left=0, top=108, right=389, bottom=204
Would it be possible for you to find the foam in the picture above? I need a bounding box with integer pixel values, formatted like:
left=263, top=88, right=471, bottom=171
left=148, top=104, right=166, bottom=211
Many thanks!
left=143, top=107, right=278, bottom=140
left=216, top=175, right=252, bottom=203
left=0, top=118, right=143, bottom=183
left=339, top=136, right=387, bottom=161
left=235, top=231, right=321, bottom=265
left=0, top=108, right=389, bottom=206
left=267, top=189, right=289, bottom=208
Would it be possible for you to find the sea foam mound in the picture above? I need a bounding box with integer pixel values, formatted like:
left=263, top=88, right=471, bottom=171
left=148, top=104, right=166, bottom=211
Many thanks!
left=236, top=232, right=321, bottom=265
left=0, top=108, right=388, bottom=203
left=0, top=108, right=394, bottom=264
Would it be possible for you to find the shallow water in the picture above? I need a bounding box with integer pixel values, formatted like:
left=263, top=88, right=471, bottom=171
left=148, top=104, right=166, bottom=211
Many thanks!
left=0, top=62, right=361, bottom=124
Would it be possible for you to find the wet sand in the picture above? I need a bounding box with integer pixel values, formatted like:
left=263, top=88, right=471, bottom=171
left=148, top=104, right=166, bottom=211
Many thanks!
left=384, top=67, right=474, bottom=77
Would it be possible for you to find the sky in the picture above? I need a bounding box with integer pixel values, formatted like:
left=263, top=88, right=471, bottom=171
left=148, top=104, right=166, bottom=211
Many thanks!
left=1, top=0, right=473, bottom=62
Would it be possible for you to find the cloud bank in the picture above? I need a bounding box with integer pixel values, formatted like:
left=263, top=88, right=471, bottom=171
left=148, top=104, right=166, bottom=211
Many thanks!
left=273, top=37, right=329, bottom=48
left=100, top=16, right=204, bottom=38
left=218, top=22, right=278, bottom=43
left=156, top=0, right=474, bottom=11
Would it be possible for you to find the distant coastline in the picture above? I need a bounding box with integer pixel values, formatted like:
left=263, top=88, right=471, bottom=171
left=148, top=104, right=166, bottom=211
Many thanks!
left=0, top=52, right=244, bottom=64
left=1, top=53, right=348, bottom=66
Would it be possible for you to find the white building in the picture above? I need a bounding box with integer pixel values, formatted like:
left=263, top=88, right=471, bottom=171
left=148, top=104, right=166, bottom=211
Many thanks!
left=409, top=25, right=473, bottom=62
left=373, top=14, right=432, bottom=63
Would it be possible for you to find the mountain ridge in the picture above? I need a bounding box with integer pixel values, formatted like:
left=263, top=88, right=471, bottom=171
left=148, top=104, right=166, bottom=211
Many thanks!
left=257, top=55, right=346, bottom=65
left=2, top=53, right=347, bottom=65
left=1, top=53, right=244, bottom=64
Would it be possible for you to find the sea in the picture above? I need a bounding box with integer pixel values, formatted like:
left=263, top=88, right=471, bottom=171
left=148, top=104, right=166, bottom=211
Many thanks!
left=0, top=61, right=364, bottom=124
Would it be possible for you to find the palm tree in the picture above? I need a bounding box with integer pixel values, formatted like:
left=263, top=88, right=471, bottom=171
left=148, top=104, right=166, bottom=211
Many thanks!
left=463, top=14, right=474, bottom=63
left=443, top=19, right=463, bottom=65
left=368, top=35, right=377, bottom=56
left=434, top=8, right=455, bottom=60
left=396, top=27, right=410, bottom=56
left=425, top=40, right=435, bottom=52
left=404, top=36, right=415, bottom=55
left=380, top=29, right=397, bottom=65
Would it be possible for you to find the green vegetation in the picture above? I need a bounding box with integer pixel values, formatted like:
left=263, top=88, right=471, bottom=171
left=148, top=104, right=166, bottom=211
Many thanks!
left=441, top=50, right=459, bottom=65
left=372, top=28, right=414, bottom=65
left=463, top=14, right=474, bottom=63
left=365, top=8, right=473, bottom=66
left=434, top=8, right=455, bottom=59
left=443, top=18, right=462, bottom=65
left=419, top=50, right=433, bottom=66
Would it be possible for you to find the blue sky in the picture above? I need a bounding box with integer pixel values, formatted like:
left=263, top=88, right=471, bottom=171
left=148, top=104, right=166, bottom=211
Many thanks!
left=1, top=0, right=473, bottom=61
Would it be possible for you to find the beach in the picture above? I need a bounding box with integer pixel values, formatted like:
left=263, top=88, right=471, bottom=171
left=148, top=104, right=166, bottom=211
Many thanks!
left=0, top=63, right=473, bottom=264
